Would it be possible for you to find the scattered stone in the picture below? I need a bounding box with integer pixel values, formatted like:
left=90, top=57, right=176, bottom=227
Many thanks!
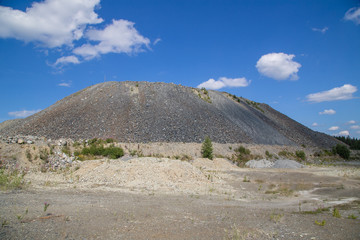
left=273, top=159, right=305, bottom=169
left=245, top=159, right=274, bottom=168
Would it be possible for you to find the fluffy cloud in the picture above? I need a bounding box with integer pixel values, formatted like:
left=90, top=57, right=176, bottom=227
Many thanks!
left=319, top=109, right=336, bottom=115
left=350, top=125, right=360, bottom=129
left=312, top=122, right=318, bottom=127
left=306, top=84, right=357, bottom=103
left=54, top=56, right=80, bottom=66
left=0, top=0, right=103, bottom=47
left=256, top=53, right=301, bottom=80
left=338, top=130, right=350, bottom=136
left=344, top=7, right=360, bottom=25
left=72, top=19, right=150, bottom=60
left=8, top=109, right=41, bottom=118
left=329, top=126, right=339, bottom=131
left=347, top=120, right=356, bottom=124
left=197, top=77, right=251, bottom=90
left=312, top=27, right=328, bottom=33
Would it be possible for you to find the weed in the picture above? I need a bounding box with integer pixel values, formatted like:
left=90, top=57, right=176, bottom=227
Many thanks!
left=315, top=220, right=326, bottom=226
left=26, top=149, right=32, bottom=161
left=0, top=169, right=25, bottom=190
left=62, top=145, right=71, bottom=156
left=333, top=208, right=341, bottom=218
left=270, top=213, right=283, bottom=223
left=242, top=176, right=250, bottom=182
left=1, top=219, right=9, bottom=228
left=302, top=207, right=330, bottom=214
left=73, top=141, right=81, bottom=147
left=39, top=148, right=49, bottom=161
left=44, top=202, right=50, bottom=212
left=348, top=214, right=357, bottom=219
left=265, top=150, right=273, bottom=159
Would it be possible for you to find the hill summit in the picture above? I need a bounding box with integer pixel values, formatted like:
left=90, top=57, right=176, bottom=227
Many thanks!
left=0, top=81, right=338, bottom=147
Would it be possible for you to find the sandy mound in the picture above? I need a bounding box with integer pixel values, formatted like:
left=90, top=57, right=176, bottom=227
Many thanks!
left=26, top=157, right=235, bottom=195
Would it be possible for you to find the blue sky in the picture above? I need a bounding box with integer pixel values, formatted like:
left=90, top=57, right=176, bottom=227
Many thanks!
left=0, top=0, right=359, bottom=137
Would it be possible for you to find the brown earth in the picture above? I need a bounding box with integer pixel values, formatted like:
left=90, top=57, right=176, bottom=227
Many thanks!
left=1, top=156, right=360, bottom=240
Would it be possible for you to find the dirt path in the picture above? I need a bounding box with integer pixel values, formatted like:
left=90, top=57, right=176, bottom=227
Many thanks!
left=1, top=159, right=360, bottom=240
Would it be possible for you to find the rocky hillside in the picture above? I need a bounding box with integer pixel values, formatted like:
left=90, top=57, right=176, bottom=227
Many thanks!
left=0, top=81, right=338, bottom=147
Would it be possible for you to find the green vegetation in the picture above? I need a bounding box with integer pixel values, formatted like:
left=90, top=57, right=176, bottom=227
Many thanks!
left=265, top=150, right=273, bottom=159
left=81, top=145, right=124, bottom=159
left=26, top=149, right=32, bottom=161
left=197, top=88, right=212, bottom=103
left=315, top=220, right=326, bottom=226
left=245, top=100, right=264, bottom=113
left=232, top=145, right=256, bottom=166
left=333, top=208, right=341, bottom=218
left=39, top=148, right=49, bottom=161
left=295, top=150, right=306, bottom=161
left=332, top=144, right=350, bottom=160
left=278, top=150, right=295, bottom=159
left=302, top=207, right=330, bottom=214
left=335, top=136, right=360, bottom=150
left=0, top=169, right=25, bottom=191
left=62, top=145, right=71, bottom=156
left=348, top=214, right=357, bottom=219
left=201, top=136, right=213, bottom=160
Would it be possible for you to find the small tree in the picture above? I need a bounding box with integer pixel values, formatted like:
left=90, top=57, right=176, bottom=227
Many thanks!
left=201, top=136, right=213, bottom=160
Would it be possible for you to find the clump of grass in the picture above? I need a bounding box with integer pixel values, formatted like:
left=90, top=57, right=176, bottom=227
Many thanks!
left=270, top=213, right=283, bottom=223
left=302, top=207, right=330, bottom=214
left=333, top=208, right=341, bottom=218
left=26, top=149, right=32, bottom=162
left=265, top=185, right=293, bottom=196
left=315, top=220, right=326, bottom=226
left=348, top=214, right=357, bottom=219
left=0, top=169, right=25, bottom=191
left=278, top=150, right=296, bottom=159
left=62, top=145, right=71, bottom=156
left=265, top=150, right=273, bottom=159
left=39, top=148, right=49, bottom=162
left=243, top=176, right=250, bottom=182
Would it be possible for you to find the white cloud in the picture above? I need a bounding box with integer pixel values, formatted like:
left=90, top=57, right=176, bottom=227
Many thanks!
left=153, top=38, right=161, bottom=45
left=329, top=126, right=339, bottom=131
left=344, top=7, right=360, bottom=25
left=312, top=27, right=328, bottom=33
left=8, top=109, right=41, bottom=118
left=54, top=56, right=80, bottom=66
left=256, top=53, right=301, bottom=80
left=0, top=0, right=103, bottom=48
left=319, top=109, right=336, bottom=115
left=312, top=122, right=318, bottom=127
left=338, top=130, right=350, bottom=136
left=350, top=125, right=360, bottom=129
left=73, top=19, right=150, bottom=60
left=58, top=81, right=71, bottom=87
left=306, top=84, right=357, bottom=103
left=197, top=77, right=251, bottom=90
left=347, top=120, right=356, bottom=124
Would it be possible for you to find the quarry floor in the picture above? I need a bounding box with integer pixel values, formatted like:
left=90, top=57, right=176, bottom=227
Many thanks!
left=1, top=158, right=360, bottom=240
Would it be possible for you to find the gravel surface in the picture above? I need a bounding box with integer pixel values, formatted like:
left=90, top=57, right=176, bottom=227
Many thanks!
left=0, top=81, right=339, bottom=148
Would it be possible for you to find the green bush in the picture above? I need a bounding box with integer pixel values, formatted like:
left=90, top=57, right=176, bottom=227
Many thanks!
left=295, top=150, right=306, bottom=161
left=332, top=144, right=350, bottom=160
left=201, top=136, right=213, bottom=160
left=81, top=144, right=124, bottom=159
left=235, top=146, right=251, bottom=155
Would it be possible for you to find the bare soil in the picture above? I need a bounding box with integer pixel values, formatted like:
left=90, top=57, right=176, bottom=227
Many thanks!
left=1, top=156, right=360, bottom=240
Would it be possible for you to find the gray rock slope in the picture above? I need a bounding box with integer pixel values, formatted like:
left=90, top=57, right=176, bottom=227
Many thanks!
left=0, top=81, right=338, bottom=147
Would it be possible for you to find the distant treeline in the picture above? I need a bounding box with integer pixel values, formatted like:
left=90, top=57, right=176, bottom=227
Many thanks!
left=335, top=136, right=360, bottom=150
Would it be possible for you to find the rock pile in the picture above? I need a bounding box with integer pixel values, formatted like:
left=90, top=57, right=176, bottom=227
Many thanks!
left=245, top=159, right=305, bottom=169
left=0, top=81, right=340, bottom=148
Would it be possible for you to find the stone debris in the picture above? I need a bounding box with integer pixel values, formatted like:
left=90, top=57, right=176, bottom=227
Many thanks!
left=245, top=159, right=304, bottom=169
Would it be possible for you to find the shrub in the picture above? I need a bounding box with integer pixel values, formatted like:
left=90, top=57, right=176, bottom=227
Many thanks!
left=295, top=150, right=306, bottom=161
left=81, top=145, right=124, bottom=159
left=332, top=144, right=350, bottom=160
left=106, top=138, right=115, bottom=143
left=201, top=136, right=213, bottom=160
left=235, top=146, right=251, bottom=155
left=62, top=146, right=71, bottom=156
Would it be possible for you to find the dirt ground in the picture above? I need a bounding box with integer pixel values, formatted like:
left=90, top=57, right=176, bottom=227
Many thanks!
left=1, top=156, right=360, bottom=240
